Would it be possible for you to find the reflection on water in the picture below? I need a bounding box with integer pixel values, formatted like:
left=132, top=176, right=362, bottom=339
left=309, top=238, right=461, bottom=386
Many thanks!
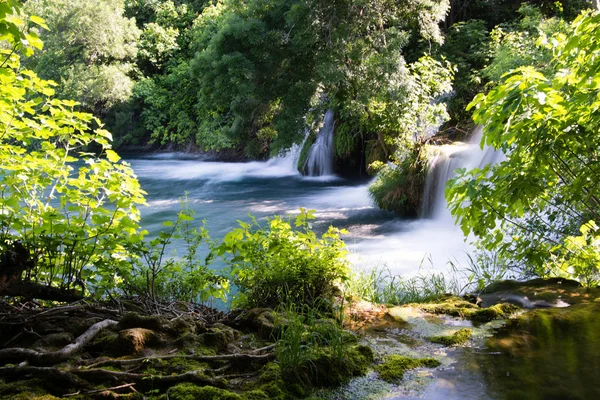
left=481, top=303, right=600, bottom=400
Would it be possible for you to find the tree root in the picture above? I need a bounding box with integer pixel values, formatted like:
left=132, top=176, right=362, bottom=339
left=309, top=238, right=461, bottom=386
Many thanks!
left=0, top=365, right=227, bottom=389
left=86, top=350, right=276, bottom=369
left=0, top=319, right=118, bottom=365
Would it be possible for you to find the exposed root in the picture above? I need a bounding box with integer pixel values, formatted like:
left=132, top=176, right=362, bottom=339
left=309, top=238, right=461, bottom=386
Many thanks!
left=86, top=351, right=275, bottom=369
left=0, top=319, right=118, bottom=365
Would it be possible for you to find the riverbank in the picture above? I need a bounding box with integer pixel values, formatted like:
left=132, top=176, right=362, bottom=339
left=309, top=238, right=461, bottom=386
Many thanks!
left=2, top=278, right=598, bottom=399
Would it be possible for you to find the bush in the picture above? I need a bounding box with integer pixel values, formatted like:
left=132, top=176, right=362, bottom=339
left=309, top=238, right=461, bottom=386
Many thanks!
left=126, top=200, right=229, bottom=304
left=0, top=3, right=145, bottom=298
left=217, top=209, right=349, bottom=309
left=368, top=141, right=428, bottom=217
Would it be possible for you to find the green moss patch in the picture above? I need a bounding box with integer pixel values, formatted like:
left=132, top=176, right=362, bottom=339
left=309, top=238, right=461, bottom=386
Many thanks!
left=168, top=384, right=241, bottom=400
left=375, top=355, right=441, bottom=382
left=428, top=328, right=472, bottom=346
left=416, top=296, right=519, bottom=322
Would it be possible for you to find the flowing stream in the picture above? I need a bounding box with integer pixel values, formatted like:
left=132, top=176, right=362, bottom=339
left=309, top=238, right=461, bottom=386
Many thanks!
left=125, top=127, right=503, bottom=283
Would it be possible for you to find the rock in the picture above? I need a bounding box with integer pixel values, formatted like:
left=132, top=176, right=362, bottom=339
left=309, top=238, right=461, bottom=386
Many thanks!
left=113, top=328, right=160, bottom=355
left=428, top=328, right=472, bottom=346
left=117, top=312, right=167, bottom=331
left=201, top=323, right=240, bottom=351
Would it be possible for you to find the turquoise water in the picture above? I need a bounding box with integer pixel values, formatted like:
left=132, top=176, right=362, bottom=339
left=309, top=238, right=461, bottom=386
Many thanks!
left=126, top=153, right=471, bottom=279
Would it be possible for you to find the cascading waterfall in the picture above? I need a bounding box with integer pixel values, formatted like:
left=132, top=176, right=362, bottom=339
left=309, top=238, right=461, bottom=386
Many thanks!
left=421, top=126, right=504, bottom=220
left=304, top=109, right=335, bottom=176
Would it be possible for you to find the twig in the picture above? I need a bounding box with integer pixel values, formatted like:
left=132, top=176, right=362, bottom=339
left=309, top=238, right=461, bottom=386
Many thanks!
left=63, top=383, right=136, bottom=397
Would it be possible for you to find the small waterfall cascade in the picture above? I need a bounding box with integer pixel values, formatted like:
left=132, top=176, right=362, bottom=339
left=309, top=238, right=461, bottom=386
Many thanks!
left=304, top=109, right=335, bottom=176
left=265, top=141, right=304, bottom=175
left=421, top=127, right=504, bottom=220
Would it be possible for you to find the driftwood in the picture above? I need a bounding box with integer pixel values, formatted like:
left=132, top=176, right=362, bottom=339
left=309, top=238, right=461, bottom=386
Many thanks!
left=0, top=319, right=118, bottom=365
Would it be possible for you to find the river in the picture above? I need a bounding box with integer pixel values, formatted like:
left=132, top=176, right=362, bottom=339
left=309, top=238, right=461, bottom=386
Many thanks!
left=125, top=152, right=471, bottom=282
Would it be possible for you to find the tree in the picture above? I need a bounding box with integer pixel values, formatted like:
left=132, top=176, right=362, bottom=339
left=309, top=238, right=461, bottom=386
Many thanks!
left=447, top=11, right=600, bottom=284
left=23, top=0, right=140, bottom=116
left=0, top=1, right=146, bottom=299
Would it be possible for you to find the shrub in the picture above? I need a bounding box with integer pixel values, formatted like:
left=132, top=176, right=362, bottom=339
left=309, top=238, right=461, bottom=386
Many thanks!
left=0, top=3, right=145, bottom=298
left=217, top=209, right=349, bottom=309
left=126, top=200, right=228, bottom=304
left=368, top=141, right=429, bottom=217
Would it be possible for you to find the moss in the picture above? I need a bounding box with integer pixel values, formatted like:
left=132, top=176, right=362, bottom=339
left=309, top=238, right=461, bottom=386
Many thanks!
left=470, top=303, right=520, bottom=322
left=428, top=328, right=472, bottom=346
left=147, top=356, right=210, bottom=375
left=9, top=395, right=60, bottom=400
left=294, top=344, right=374, bottom=387
left=244, top=389, right=270, bottom=400
left=117, top=312, right=167, bottom=331
left=375, top=355, right=441, bottom=382
left=417, top=296, right=519, bottom=322
left=201, top=323, right=239, bottom=351
left=168, top=384, right=242, bottom=400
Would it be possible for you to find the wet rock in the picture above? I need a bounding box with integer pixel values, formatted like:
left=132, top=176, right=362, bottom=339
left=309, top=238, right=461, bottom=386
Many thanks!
left=428, top=328, right=472, bottom=346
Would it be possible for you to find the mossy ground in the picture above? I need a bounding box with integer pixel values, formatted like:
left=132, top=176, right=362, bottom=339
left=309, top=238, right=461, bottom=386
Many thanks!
left=375, top=355, right=441, bottom=382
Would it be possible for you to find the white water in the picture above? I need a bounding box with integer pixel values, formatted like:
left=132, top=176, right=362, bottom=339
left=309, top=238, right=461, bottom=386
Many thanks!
left=421, top=127, right=504, bottom=220
left=129, top=126, right=504, bottom=281
left=304, top=109, right=335, bottom=176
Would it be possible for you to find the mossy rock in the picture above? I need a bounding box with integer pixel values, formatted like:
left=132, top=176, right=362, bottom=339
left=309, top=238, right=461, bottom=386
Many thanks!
left=117, top=312, right=168, bottom=331
left=234, top=308, right=283, bottom=340
left=201, top=323, right=240, bottom=351
left=294, top=344, right=374, bottom=387
left=417, top=296, right=519, bottom=322
left=482, top=302, right=600, bottom=400
left=375, top=355, right=441, bottom=382
left=35, top=332, right=74, bottom=350
left=167, top=316, right=198, bottom=337
left=428, top=328, right=472, bottom=346
left=168, top=384, right=241, bottom=400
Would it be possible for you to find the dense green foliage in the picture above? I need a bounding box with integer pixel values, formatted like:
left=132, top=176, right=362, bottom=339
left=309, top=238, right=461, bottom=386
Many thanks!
left=0, top=1, right=146, bottom=294
left=447, top=11, right=600, bottom=284
left=218, top=209, right=349, bottom=309
left=23, top=0, right=140, bottom=116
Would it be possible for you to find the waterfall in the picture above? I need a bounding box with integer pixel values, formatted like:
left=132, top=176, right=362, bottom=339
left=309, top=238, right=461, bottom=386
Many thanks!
left=421, top=127, right=504, bottom=220
left=304, top=109, right=335, bottom=176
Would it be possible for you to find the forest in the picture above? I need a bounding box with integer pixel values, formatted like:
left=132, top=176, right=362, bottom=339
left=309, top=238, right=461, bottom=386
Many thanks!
left=1, top=0, right=600, bottom=399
